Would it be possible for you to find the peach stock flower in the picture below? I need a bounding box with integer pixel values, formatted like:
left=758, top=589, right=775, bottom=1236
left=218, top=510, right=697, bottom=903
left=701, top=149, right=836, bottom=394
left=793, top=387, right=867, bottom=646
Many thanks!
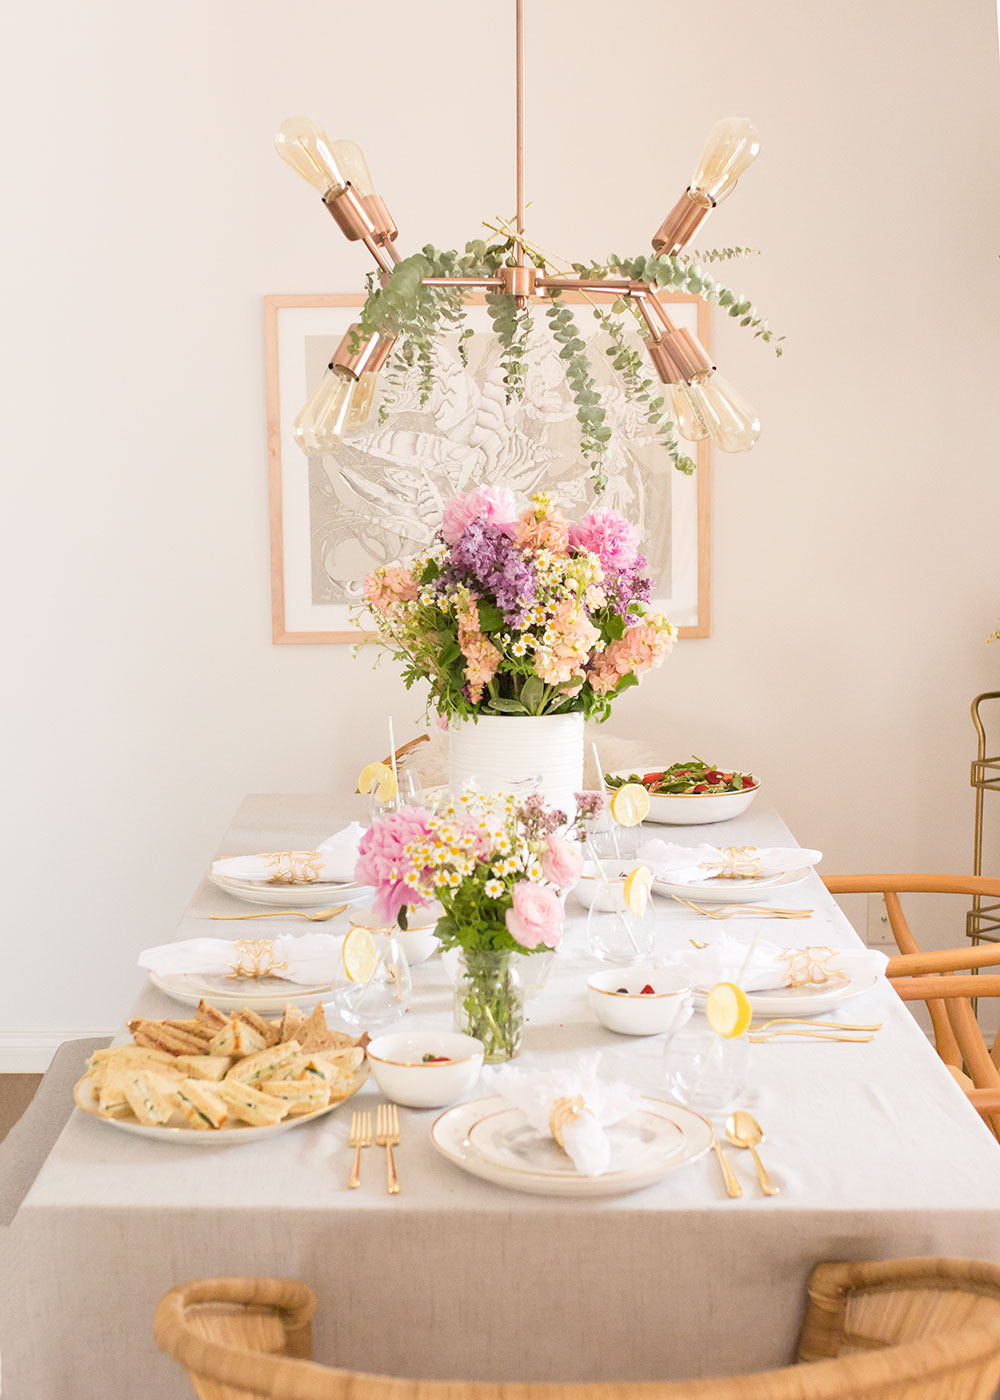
left=534, top=598, right=600, bottom=685
left=457, top=594, right=501, bottom=703
left=587, top=613, right=675, bottom=694
left=364, top=565, right=419, bottom=615
left=514, top=504, right=569, bottom=555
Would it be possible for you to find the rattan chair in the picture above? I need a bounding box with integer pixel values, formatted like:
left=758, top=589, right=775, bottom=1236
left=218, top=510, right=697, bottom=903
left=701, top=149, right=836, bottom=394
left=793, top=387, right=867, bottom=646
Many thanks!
left=155, top=1258, right=1000, bottom=1400
left=824, top=874, right=1000, bottom=1135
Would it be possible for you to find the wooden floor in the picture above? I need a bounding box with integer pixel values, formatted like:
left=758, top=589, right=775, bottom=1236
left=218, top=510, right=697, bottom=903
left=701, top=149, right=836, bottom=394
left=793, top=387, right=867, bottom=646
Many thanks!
left=0, top=1075, right=41, bottom=1145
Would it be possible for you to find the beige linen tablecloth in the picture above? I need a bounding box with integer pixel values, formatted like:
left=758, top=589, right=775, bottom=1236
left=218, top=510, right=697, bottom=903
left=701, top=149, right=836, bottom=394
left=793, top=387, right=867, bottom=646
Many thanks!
left=3, top=793, right=1000, bottom=1400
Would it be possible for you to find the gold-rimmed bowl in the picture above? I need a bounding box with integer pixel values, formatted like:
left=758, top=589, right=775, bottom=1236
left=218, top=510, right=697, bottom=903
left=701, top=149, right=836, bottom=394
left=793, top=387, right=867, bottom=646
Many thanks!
left=587, top=965, right=693, bottom=1036
left=366, top=1031, right=484, bottom=1108
left=605, top=770, right=761, bottom=826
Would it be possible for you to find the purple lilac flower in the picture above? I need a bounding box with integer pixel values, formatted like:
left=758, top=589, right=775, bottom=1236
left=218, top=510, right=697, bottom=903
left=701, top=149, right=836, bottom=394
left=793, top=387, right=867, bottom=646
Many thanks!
left=444, top=521, right=537, bottom=624
left=602, top=552, right=654, bottom=616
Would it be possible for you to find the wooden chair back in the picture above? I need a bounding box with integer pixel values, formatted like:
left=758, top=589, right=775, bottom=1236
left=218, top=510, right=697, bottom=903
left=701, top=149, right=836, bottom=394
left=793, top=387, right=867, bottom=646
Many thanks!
left=823, top=874, right=1000, bottom=1135
left=155, top=1258, right=1000, bottom=1399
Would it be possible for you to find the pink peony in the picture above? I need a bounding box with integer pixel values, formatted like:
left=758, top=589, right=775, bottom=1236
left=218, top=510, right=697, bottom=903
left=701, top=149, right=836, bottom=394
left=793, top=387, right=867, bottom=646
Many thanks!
left=505, top=881, right=564, bottom=949
left=441, top=486, right=517, bottom=545
left=568, top=509, right=640, bottom=573
left=540, top=835, right=583, bottom=890
left=354, top=806, right=436, bottom=924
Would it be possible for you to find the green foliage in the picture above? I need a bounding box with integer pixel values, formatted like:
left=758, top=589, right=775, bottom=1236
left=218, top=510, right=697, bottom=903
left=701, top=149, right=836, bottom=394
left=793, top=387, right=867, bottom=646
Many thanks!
left=353, top=235, right=782, bottom=491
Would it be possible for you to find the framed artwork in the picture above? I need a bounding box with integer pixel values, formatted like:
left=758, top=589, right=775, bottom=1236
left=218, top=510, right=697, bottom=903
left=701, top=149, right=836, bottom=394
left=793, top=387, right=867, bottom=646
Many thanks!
left=265, top=292, right=710, bottom=644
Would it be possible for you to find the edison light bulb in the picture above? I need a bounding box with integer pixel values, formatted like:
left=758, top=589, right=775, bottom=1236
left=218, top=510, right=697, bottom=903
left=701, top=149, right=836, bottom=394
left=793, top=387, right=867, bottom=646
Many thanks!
left=347, top=371, right=377, bottom=432
left=689, top=118, right=760, bottom=206
left=691, top=372, right=760, bottom=453
left=292, top=368, right=356, bottom=456
left=329, top=140, right=376, bottom=198
left=669, top=381, right=712, bottom=442
left=274, top=117, right=346, bottom=198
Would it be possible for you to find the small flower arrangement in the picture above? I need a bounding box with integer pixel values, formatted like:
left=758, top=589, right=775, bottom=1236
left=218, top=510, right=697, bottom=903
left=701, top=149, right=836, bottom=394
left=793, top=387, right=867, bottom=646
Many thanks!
left=355, top=789, right=588, bottom=1059
left=355, top=790, right=585, bottom=954
left=362, top=486, right=675, bottom=723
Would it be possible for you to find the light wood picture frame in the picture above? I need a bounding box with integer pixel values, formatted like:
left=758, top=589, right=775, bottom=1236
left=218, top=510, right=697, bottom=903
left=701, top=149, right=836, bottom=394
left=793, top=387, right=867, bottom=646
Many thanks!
left=265, top=292, right=711, bottom=644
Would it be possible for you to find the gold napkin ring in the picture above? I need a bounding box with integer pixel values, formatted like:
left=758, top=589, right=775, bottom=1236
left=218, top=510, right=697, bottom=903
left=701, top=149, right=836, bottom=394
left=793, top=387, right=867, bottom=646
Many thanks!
left=549, top=1095, right=595, bottom=1152
left=259, top=850, right=323, bottom=884
left=700, top=845, right=766, bottom=880
left=779, top=946, right=847, bottom=988
left=228, top=939, right=289, bottom=979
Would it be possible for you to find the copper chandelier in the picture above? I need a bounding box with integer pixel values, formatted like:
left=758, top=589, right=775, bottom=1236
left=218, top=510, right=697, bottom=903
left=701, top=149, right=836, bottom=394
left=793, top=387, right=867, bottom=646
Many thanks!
left=275, top=0, right=762, bottom=466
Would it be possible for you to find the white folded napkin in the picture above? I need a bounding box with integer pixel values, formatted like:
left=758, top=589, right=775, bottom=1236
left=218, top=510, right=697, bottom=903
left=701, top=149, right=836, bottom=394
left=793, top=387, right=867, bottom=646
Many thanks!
left=212, top=823, right=365, bottom=885
left=681, top=932, right=887, bottom=993
left=139, top=932, right=347, bottom=986
left=486, top=1056, right=640, bottom=1176
left=636, top=838, right=823, bottom=886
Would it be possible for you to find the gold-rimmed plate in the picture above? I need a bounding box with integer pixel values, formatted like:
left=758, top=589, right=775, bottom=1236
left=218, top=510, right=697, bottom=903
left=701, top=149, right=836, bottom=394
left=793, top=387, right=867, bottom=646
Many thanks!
left=209, top=870, right=370, bottom=909
left=431, top=1095, right=712, bottom=1196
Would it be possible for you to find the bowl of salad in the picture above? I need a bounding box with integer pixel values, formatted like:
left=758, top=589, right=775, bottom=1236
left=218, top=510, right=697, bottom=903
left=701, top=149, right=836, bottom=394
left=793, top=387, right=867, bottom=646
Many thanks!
left=604, top=757, right=760, bottom=826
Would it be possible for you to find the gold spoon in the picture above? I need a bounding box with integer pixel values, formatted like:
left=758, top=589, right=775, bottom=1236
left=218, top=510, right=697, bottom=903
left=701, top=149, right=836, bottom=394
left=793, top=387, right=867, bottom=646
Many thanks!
left=210, top=904, right=348, bottom=923
left=725, top=1111, right=779, bottom=1196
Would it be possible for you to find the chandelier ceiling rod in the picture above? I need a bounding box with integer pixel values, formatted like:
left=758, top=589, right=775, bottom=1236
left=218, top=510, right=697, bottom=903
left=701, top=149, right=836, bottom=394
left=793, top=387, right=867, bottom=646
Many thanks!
left=515, top=0, right=526, bottom=267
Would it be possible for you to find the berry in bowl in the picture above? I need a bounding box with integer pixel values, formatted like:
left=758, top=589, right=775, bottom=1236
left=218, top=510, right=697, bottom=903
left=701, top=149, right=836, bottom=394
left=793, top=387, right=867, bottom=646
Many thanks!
left=605, top=757, right=760, bottom=826
left=587, top=966, right=694, bottom=1036
left=366, top=1031, right=484, bottom=1108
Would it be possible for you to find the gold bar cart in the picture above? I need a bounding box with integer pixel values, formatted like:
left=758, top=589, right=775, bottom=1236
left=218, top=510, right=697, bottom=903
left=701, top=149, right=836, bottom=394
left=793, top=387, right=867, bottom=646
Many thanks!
left=968, top=692, right=1000, bottom=945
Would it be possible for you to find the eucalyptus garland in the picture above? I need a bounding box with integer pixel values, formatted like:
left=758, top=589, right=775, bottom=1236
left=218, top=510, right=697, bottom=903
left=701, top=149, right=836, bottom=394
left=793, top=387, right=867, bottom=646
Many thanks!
left=353, top=233, right=782, bottom=493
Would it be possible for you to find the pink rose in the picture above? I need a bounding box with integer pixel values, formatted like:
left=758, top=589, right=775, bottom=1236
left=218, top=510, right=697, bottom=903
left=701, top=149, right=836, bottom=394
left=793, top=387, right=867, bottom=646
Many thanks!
left=441, top=486, right=517, bottom=545
left=505, top=881, right=564, bottom=949
left=540, top=835, right=583, bottom=890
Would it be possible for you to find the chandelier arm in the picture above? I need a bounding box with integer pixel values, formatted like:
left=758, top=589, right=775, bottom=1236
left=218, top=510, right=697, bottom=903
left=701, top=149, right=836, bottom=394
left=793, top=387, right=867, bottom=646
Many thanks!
left=421, top=277, right=506, bottom=290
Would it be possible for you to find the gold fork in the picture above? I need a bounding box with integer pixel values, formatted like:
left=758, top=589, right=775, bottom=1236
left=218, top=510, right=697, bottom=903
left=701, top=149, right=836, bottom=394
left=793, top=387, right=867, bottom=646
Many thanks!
left=376, top=1103, right=401, bottom=1194
left=211, top=904, right=348, bottom=922
left=348, top=1110, right=372, bottom=1189
left=748, top=1028, right=875, bottom=1043
left=671, top=896, right=812, bottom=920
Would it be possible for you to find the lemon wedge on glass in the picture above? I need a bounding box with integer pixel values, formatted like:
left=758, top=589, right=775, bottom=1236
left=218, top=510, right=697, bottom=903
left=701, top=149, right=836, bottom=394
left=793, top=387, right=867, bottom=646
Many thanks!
left=622, top=865, right=652, bottom=917
left=704, top=981, right=752, bottom=1039
left=609, top=782, right=650, bottom=828
left=357, top=761, right=396, bottom=803
left=342, top=927, right=379, bottom=984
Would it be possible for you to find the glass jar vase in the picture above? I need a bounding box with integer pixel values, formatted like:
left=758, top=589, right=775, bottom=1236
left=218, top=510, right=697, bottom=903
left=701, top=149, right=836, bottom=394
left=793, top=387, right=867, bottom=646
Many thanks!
left=453, top=949, right=524, bottom=1062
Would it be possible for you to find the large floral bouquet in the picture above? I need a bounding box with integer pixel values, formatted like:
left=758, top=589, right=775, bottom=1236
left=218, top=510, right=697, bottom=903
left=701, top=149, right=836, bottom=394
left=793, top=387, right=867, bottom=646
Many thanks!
left=363, top=486, right=675, bottom=722
left=356, top=789, right=591, bottom=1059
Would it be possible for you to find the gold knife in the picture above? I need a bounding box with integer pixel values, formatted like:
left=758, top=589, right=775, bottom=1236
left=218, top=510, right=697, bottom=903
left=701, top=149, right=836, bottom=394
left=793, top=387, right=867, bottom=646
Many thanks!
left=712, top=1134, right=743, bottom=1197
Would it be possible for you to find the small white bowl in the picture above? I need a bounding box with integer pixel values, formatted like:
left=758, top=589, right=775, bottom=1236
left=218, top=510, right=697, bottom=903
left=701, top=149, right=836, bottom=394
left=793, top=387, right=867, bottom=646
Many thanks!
left=366, top=1031, right=484, bottom=1108
left=587, top=965, right=693, bottom=1036
left=606, top=771, right=761, bottom=826
left=573, top=858, right=631, bottom=911
left=349, top=905, right=441, bottom=965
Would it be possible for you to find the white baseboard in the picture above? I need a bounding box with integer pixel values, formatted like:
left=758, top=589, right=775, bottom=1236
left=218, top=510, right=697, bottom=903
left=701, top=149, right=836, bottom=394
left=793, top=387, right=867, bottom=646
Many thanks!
left=0, top=1031, right=113, bottom=1073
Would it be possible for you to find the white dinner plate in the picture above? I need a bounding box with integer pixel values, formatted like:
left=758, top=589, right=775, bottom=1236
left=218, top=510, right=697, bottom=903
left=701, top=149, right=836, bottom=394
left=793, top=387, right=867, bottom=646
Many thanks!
left=653, top=868, right=811, bottom=904
left=692, top=951, right=881, bottom=1017
left=468, top=1105, right=685, bottom=1177
left=147, top=969, right=339, bottom=1013
left=431, top=1095, right=712, bottom=1196
left=73, top=1062, right=369, bottom=1145
left=209, top=870, right=371, bottom=908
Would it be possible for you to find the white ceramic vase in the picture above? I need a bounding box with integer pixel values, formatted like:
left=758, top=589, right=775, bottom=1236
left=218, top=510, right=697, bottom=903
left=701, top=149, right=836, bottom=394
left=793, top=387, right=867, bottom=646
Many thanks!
left=447, top=712, right=584, bottom=807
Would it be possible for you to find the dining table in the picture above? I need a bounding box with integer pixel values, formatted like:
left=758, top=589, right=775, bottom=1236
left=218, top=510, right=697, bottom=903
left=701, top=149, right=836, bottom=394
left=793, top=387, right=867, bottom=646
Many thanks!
left=3, top=791, right=1000, bottom=1400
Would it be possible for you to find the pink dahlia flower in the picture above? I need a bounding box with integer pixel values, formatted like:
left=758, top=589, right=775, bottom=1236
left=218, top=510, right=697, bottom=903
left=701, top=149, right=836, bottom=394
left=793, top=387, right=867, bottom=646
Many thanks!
left=568, top=508, right=640, bottom=573
left=354, top=806, right=435, bottom=924
left=441, top=486, right=517, bottom=545
left=505, top=880, right=564, bottom=949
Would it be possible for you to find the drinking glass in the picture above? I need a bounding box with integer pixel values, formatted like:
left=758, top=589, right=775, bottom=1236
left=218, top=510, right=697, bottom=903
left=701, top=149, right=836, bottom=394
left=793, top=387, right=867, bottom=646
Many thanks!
left=586, top=877, right=655, bottom=964
left=334, top=932, right=412, bottom=1034
left=662, top=1020, right=750, bottom=1112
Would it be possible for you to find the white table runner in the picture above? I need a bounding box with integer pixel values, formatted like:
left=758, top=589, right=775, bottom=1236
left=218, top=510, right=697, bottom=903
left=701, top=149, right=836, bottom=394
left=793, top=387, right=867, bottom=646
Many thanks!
left=3, top=793, right=999, bottom=1399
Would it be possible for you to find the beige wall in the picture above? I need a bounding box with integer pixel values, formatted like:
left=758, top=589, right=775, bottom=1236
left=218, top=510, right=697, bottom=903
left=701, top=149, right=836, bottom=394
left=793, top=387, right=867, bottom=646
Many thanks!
left=2, top=0, right=999, bottom=1046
